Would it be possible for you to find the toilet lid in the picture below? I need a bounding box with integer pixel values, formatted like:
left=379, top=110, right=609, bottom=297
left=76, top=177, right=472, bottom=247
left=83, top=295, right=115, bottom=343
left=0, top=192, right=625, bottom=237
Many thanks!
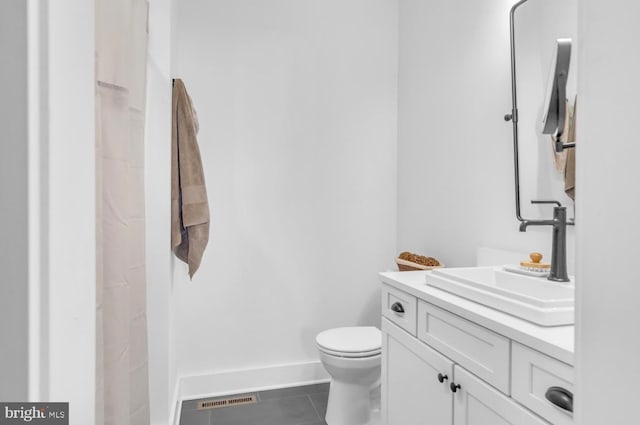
left=316, top=327, right=381, bottom=356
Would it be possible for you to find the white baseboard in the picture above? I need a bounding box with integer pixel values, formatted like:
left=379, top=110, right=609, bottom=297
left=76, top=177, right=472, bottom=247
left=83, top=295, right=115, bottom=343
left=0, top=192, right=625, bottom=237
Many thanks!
left=173, top=360, right=329, bottom=423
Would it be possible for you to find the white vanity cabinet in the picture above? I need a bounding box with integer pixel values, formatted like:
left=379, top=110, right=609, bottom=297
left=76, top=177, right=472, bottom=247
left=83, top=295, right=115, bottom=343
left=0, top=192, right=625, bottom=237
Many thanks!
left=381, top=281, right=574, bottom=425
left=382, top=318, right=453, bottom=425
left=453, top=366, right=549, bottom=425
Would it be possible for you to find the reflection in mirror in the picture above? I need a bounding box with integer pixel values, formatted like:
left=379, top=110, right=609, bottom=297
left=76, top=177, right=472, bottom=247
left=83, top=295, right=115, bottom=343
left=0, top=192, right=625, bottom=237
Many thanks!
left=542, top=38, right=571, bottom=142
left=513, top=0, right=577, bottom=221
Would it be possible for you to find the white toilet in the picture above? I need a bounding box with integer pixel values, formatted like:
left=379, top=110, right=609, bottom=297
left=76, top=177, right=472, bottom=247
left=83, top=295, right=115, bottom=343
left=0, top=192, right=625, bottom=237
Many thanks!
left=316, top=326, right=382, bottom=425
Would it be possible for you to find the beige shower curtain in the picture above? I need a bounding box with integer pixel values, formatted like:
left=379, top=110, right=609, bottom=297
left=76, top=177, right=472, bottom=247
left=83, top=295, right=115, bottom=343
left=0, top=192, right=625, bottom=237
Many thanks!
left=95, top=1, right=150, bottom=424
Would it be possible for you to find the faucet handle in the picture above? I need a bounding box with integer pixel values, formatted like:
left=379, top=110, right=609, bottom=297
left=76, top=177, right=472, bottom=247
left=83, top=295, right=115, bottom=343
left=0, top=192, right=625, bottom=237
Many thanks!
left=531, top=200, right=562, bottom=207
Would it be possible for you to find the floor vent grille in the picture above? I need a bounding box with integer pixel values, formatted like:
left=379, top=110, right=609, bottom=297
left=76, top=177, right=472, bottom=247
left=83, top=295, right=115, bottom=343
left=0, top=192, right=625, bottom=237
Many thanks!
left=196, top=395, right=257, bottom=410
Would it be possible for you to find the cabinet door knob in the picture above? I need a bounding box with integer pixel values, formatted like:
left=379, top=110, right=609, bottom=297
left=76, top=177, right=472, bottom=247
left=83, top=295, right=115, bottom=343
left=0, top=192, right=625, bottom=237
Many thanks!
left=545, top=386, right=573, bottom=413
left=437, top=373, right=448, bottom=383
left=390, top=302, right=405, bottom=314
left=450, top=382, right=461, bottom=393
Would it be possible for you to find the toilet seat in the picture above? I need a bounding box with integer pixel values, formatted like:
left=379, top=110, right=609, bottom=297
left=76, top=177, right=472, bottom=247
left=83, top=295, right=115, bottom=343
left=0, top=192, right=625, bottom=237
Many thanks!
left=317, top=346, right=381, bottom=358
left=316, top=327, right=381, bottom=358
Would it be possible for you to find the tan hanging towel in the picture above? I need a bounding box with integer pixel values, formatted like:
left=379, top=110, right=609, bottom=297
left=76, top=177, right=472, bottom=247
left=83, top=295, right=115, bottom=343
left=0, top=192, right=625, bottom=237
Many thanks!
left=551, top=100, right=572, bottom=173
left=550, top=97, right=577, bottom=200
left=171, top=78, right=210, bottom=278
left=564, top=98, right=577, bottom=200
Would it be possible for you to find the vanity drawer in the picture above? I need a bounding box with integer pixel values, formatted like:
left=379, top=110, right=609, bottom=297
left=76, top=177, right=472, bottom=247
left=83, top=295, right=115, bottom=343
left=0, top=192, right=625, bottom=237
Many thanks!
left=381, top=284, right=417, bottom=336
left=512, top=342, right=574, bottom=425
left=417, top=300, right=510, bottom=394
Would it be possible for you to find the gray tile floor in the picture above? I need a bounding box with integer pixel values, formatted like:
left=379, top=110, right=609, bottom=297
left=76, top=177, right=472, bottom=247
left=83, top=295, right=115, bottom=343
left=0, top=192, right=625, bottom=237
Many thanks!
left=180, top=383, right=330, bottom=425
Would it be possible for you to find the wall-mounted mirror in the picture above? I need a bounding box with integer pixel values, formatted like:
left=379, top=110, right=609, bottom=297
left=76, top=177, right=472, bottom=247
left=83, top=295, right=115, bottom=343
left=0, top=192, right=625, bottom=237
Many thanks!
left=509, top=0, right=577, bottom=221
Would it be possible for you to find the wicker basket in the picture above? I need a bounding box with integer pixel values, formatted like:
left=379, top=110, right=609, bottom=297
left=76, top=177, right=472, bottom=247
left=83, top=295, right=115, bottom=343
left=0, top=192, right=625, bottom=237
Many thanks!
left=396, top=258, right=444, bottom=271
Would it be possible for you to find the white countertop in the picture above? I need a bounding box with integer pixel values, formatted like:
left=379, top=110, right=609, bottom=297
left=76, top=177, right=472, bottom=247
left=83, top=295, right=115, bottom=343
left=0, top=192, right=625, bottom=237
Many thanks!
left=379, top=270, right=575, bottom=365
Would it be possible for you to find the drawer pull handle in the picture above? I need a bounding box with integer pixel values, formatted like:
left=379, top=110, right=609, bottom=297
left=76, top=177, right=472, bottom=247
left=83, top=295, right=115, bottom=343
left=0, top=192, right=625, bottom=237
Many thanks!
left=545, top=386, right=573, bottom=413
left=437, top=373, right=448, bottom=383
left=450, top=382, right=461, bottom=393
left=390, top=302, right=405, bottom=314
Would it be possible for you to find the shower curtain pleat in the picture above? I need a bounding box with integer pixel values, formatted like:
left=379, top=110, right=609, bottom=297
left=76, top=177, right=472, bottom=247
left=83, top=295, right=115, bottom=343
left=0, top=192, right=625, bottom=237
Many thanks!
left=96, top=1, right=150, bottom=425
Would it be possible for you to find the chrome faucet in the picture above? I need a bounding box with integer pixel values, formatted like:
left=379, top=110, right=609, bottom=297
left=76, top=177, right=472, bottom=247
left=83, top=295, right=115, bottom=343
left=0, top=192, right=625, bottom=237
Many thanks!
left=519, top=201, right=570, bottom=282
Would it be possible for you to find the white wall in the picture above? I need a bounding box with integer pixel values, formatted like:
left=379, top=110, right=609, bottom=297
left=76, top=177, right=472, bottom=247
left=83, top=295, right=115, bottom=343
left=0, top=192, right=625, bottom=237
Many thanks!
left=171, top=0, right=398, bottom=384
left=0, top=0, right=29, bottom=401
left=145, top=0, right=179, bottom=423
left=1, top=4, right=96, bottom=420
left=574, top=0, right=640, bottom=422
left=45, top=1, right=96, bottom=423
left=397, top=0, right=576, bottom=269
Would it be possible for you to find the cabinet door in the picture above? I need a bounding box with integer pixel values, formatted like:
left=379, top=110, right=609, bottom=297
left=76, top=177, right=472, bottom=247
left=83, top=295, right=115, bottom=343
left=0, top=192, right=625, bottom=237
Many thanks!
left=382, top=318, right=453, bottom=425
left=452, top=366, right=549, bottom=425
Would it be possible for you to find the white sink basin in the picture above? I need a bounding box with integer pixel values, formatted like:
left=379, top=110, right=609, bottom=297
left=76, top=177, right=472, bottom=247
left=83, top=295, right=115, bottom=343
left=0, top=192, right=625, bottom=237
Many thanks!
left=426, top=266, right=574, bottom=326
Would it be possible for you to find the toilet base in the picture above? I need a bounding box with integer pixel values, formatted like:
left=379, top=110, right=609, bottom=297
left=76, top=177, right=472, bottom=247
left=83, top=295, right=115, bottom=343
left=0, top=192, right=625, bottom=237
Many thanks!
left=325, top=380, right=381, bottom=425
